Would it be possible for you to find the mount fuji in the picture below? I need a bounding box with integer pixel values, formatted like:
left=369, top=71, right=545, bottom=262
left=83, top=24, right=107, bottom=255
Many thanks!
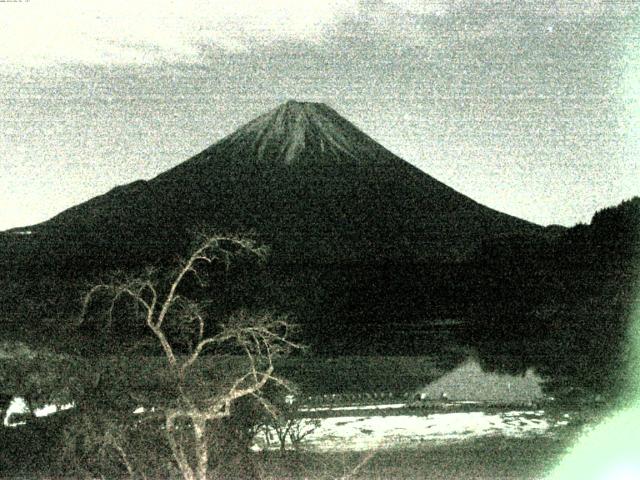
left=6, top=100, right=539, bottom=267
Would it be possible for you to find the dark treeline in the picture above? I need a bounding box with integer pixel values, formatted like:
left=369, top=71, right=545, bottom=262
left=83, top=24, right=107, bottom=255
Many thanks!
left=1, top=198, right=638, bottom=397
left=469, top=197, right=640, bottom=396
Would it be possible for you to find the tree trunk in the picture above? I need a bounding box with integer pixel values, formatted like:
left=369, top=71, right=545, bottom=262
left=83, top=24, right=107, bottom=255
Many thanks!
left=193, top=417, right=209, bottom=480
left=166, top=415, right=196, bottom=480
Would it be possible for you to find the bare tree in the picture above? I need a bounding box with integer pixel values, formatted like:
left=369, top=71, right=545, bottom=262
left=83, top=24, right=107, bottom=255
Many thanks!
left=259, top=396, right=320, bottom=453
left=81, top=234, right=300, bottom=480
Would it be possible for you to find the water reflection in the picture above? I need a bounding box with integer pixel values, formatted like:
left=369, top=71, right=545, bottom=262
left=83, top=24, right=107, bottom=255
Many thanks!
left=455, top=327, right=623, bottom=402
left=416, top=356, right=545, bottom=404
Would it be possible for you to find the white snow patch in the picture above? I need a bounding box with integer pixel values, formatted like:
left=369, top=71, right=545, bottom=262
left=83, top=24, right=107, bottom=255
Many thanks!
left=3, top=397, right=29, bottom=427
left=3, top=398, right=76, bottom=426
left=33, top=402, right=76, bottom=417
left=133, top=406, right=155, bottom=415
left=34, top=402, right=74, bottom=418
left=33, top=404, right=57, bottom=417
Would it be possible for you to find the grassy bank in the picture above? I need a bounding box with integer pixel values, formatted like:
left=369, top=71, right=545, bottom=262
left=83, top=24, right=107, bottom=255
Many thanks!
left=255, top=432, right=580, bottom=480
left=2, top=420, right=582, bottom=479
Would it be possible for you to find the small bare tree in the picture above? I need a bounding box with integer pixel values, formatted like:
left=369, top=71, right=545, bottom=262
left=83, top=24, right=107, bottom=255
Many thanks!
left=259, top=397, right=320, bottom=453
left=81, top=234, right=300, bottom=480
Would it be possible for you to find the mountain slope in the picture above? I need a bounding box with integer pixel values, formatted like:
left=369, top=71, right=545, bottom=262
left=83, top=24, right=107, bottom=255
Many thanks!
left=10, top=100, right=539, bottom=267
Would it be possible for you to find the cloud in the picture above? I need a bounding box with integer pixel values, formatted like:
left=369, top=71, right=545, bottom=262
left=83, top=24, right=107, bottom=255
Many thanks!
left=384, top=0, right=637, bottom=19
left=0, top=0, right=360, bottom=65
left=383, top=0, right=449, bottom=16
left=0, top=0, right=634, bottom=67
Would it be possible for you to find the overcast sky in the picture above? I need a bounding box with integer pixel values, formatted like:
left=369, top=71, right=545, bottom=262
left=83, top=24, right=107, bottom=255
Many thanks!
left=1, top=0, right=638, bottom=230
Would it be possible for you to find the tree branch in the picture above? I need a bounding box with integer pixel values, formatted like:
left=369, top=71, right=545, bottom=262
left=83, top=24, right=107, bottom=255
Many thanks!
left=80, top=233, right=298, bottom=480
